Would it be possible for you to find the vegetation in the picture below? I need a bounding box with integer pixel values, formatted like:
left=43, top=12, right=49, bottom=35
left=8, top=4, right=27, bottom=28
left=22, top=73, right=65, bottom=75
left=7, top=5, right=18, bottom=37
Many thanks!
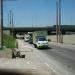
left=3, top=34, right=16, bottom=48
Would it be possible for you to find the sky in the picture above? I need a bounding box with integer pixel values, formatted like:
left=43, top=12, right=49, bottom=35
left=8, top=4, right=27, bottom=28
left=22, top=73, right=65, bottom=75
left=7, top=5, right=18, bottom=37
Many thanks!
left=3, top=0, right=75, bottom=27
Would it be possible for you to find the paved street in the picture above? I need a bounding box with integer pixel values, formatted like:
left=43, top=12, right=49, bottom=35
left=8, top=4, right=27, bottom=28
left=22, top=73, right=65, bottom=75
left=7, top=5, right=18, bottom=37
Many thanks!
left=39, top=42, right=75, bottom=75
left=16, top=39, right=75, bottom=75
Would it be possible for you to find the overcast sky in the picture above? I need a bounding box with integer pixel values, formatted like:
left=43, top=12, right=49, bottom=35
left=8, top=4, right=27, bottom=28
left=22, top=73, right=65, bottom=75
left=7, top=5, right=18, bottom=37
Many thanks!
left=3, top=0, right=75, bottom=27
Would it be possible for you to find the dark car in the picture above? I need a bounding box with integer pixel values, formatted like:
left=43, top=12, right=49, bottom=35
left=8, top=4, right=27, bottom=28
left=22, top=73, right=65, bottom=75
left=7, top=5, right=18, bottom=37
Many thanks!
left=29, top=37, right=33, bottom=44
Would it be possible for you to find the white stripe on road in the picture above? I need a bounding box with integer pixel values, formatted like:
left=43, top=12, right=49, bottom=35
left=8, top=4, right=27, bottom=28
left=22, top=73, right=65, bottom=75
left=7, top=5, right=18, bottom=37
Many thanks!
left=27, top=61, right=30, bottom=64
left=44, top=62, right=50, bottom=67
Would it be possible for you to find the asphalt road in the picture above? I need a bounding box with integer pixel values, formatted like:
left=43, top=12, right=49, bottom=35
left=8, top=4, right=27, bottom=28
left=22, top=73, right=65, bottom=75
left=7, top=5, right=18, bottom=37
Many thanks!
left=16, top=39, right=75, bottom=75
left=38, top=44, right=75, bottom=75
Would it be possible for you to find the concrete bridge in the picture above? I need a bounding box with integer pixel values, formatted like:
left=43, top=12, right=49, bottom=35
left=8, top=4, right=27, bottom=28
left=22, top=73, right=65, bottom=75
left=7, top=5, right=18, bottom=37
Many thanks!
left=3, top=25, right=75, bottom=36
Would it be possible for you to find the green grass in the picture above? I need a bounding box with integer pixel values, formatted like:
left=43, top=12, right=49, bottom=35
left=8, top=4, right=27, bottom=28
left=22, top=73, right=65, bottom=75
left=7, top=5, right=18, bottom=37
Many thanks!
left=3, top=34, right=16, bottom=48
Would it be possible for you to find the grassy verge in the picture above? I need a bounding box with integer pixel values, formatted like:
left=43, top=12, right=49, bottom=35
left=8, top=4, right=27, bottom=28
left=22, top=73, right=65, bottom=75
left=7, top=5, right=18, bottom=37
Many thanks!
left=3, top=34, right=16, bottom=48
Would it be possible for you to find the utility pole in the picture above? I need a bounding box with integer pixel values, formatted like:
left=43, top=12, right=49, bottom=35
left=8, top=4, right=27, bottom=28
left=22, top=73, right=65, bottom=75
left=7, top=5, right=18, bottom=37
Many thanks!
left=58, top=0, right=63, bottom=43
left=9, top=10, right=14, bottom=38
left=0, top=0, right=3, bottom=49
left=56, top=0, right=59, bottom=43
left=32, top=16, right=33, bottom=27
left=11, top=10, right=14, bottom=38
left=9, top=10, right=11, bottom=29
left=56, top=0, right=62, bottom=43
left=8, top=13, right=9, bottom=27
left=58, top=0, right=61, bottom=43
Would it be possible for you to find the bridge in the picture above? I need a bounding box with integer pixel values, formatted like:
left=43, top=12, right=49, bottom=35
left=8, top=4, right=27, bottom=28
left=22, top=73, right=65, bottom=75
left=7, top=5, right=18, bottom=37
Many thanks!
left=3, top=25, right=75, bottom=35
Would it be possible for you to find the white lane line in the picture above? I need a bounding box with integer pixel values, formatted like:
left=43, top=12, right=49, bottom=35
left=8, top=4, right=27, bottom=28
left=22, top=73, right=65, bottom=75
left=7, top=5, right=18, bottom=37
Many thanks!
left=33, top=67, right=37, bottom=69
left=27, top=61, right=32, bottom=64
left=44, top=62, right=50, bottom=67
left=27, top=61, right=30, bottom=64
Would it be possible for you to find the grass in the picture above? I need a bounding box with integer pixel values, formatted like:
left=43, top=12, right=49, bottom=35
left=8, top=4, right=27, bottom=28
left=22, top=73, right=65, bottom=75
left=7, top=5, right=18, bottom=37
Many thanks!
left=3, top=34, right=16, bottom=48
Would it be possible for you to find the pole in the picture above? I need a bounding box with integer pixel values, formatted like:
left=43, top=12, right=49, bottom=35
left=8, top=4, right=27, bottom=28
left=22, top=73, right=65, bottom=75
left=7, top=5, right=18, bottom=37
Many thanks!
left=56, top=0, right=59, bottom=43
left=9, top=10, right=11, bottom=28
left=9, top=10, right=11, bottom=35
left=32, top=16, right=33, bottom=27
left=0, top=0, right=3, bottom=49
left=8, top=13, right=10, bottom=27
left=58, top=0, right=62, bottom=43
left=11, top=10, right=13, bottom=38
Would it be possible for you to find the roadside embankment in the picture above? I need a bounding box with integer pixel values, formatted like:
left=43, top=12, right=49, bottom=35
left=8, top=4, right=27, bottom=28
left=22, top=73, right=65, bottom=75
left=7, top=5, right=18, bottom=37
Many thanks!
left=0, top=48, right=12, bottom=58
left=48, top=34, right=75, bottom=45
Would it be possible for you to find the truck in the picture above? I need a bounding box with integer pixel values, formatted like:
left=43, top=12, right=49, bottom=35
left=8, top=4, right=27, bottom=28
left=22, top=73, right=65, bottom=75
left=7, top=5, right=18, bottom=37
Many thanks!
left=32, top=31, right=49, bottom=48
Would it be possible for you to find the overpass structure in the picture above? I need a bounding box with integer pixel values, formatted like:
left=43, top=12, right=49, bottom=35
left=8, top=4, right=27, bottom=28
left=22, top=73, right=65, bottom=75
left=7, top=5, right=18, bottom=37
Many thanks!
left=3, top=25, right=75, bottom=36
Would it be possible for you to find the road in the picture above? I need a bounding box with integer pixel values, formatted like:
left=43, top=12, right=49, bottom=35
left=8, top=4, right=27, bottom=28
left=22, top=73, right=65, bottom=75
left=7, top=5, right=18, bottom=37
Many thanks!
left=18, top=39, right=75, bottom=75
left=1, top=39, right=74, bottom=75
left=39, top=43, right=75, bottom=75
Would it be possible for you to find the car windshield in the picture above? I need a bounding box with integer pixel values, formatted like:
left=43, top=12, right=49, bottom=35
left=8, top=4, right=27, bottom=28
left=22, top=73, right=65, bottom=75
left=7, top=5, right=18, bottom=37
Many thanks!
left=26, top=37, right=29, bottom=39
left=38, top=37, right=46, bottom=41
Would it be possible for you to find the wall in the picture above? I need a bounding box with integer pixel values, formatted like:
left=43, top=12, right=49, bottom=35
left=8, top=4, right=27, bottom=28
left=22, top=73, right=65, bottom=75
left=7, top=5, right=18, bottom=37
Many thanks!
left=48, top=34, right=75, bottom=45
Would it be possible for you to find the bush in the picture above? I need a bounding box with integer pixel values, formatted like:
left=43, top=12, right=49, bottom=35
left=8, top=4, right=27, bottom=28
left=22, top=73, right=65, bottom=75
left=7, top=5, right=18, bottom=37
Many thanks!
left=3, top=34, right=16, bottom=48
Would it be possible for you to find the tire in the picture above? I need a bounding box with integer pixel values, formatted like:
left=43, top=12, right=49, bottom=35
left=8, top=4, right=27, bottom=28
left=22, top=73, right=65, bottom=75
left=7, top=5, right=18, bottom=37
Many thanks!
left=34, top=44, right=37, bottom=48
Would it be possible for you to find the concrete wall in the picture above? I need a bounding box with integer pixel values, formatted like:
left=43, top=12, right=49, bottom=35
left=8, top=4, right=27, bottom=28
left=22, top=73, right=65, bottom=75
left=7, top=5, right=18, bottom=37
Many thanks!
left=48, top=34, right=75, bottom=45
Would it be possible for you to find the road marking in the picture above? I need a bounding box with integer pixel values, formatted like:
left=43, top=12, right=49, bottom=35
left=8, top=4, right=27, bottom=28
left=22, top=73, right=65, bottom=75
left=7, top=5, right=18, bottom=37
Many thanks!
left=33, top=67, right=37, bottom=69
left=44, top=62, right=50, bottom=67
left=27, top=61, right=30, bottom=64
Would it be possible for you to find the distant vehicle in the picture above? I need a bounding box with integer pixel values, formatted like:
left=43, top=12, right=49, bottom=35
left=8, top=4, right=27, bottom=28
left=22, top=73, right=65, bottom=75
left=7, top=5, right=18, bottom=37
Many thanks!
left=28, top=32, right=33, bottom=44
left=24, top=34, right=30, bottom=42
left=29, top=36, right=33, bottom=44
left=32, top=31, right=49, bottom=48
left=16, top=34, right=24, bottom=39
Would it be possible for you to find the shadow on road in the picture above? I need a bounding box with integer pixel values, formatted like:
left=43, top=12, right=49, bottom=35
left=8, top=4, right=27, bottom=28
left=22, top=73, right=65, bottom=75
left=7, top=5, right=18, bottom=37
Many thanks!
left=0, top=70, right=33, bottom=75
left=38, top=47, right=52, bottom=50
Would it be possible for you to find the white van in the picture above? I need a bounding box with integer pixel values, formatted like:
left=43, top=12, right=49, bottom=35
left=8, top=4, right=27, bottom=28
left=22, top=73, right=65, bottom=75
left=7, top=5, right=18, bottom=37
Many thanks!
left=24, top=34, right=30, bottom=42
left=35, top=36, right=48, bottom=48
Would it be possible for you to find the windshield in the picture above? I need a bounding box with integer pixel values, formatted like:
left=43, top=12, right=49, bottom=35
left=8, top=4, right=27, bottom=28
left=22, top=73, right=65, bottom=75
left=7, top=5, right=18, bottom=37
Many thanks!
left=38, top=37, right=47, bottom=41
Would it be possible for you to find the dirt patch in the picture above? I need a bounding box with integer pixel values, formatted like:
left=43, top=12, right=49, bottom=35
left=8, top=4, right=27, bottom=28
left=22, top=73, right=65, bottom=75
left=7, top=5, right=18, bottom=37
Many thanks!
left=0, top=48, right=12, bottom=58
